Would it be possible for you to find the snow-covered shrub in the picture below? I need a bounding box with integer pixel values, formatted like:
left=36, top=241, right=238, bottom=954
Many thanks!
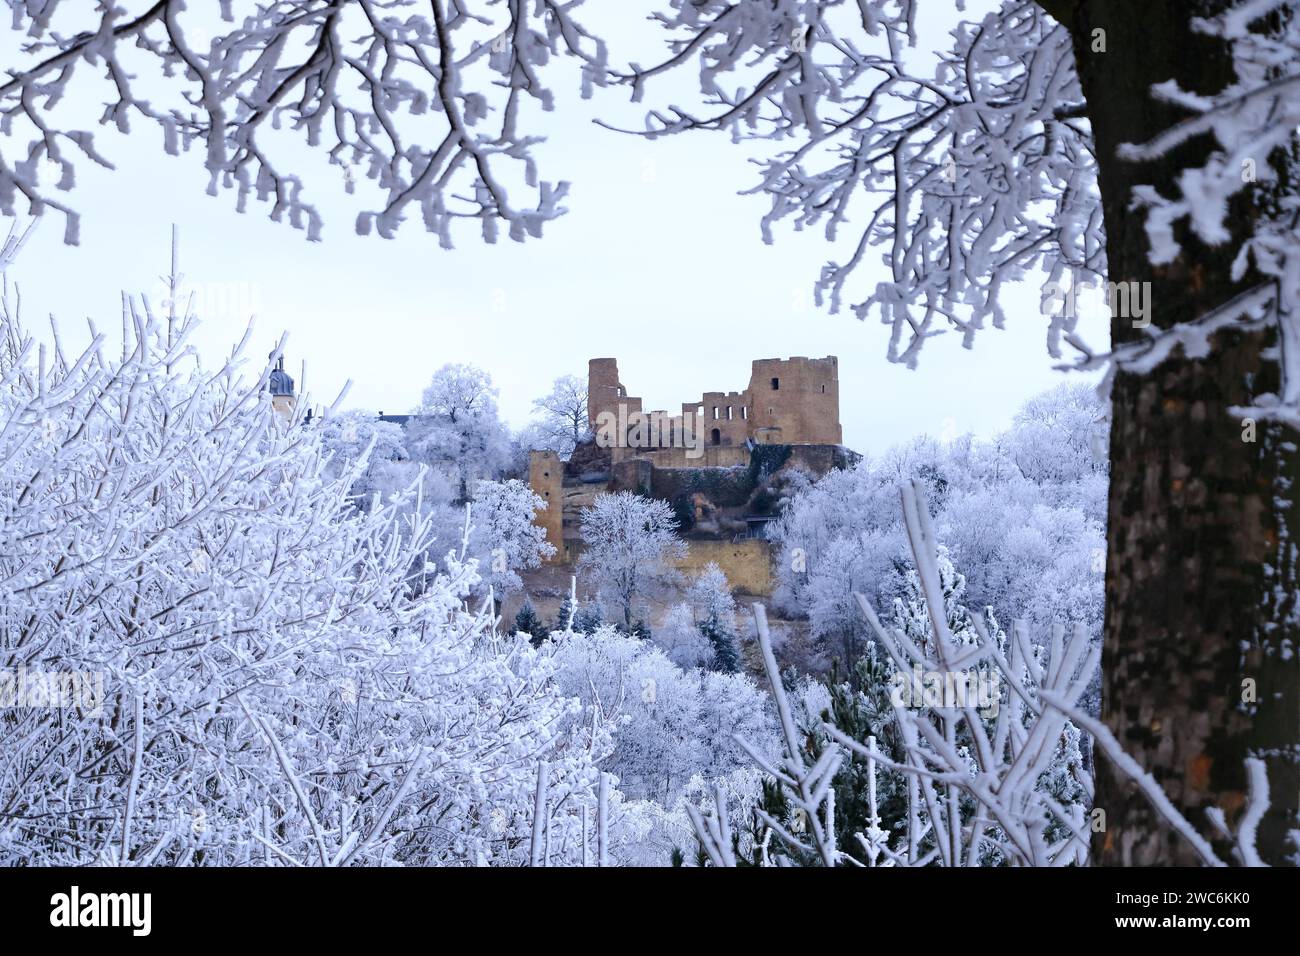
left=770, top=384, right=1108, bottom=659
left=549, top=627, right=776, bottom=813
left=655, top=603, right=714, bottom=670
left=0, top=305, right=620, bottom=866
left=690, top=483, right=1098, bottom=867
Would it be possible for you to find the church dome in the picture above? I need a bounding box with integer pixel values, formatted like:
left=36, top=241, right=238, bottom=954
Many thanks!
left=268, top=354, right=294, bottom=397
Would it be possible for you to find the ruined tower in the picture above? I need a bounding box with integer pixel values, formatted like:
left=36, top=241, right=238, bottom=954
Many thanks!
left=528, top=449, right=564, bottom=559
left=587, top=358, right=641, bottom=434
left=746, top=356, right=842, bottom=445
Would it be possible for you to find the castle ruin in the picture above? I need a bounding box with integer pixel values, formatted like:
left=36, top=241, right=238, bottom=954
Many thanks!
left=586, top=355, right=842, bottom=468
left=529, top=356, right=853, bottom=594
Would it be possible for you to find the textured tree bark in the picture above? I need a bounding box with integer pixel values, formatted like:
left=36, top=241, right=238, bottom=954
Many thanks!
left=1044, top=0, right=1300, bottom=865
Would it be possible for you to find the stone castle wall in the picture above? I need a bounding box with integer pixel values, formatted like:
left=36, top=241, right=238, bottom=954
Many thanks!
left=530, top=356, right=848, bottom=595
left=672, top=539, right=773, bottom=596
left=559, top=536, right=774, bottom=596
left=587, top=355, right=842, bottom=456
left=748, top=356, right=842, bottom=446
left=527, top=449, right=564, bottom=559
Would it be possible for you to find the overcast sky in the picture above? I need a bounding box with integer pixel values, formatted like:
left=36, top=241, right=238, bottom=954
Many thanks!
left=2, top=4, right=1102, bottom=455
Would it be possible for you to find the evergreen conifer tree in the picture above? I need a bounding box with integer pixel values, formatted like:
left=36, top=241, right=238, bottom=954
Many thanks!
left=571, top=600, right=603, bottom=635
left=513, top=599, right=548, bottom=646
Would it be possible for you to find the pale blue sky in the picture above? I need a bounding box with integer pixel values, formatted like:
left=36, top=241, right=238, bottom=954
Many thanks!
left=2, top=4, right=1102, bottom=455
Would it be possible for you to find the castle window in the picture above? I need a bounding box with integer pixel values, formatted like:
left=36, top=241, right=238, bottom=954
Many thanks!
left=726, top=406, right=733, bottom=420
left=712, top=406, right=719, bottom=420
left=771, top=377, right=780, bottom=390
left=711, top=428, right=721, bottom=446
left=741, top=407, right=748, bottom=420
left=543, top=471, right=549, bottom=478
left=697, top=405, right=704, bottom=416
left=822, top=384, right=826, bottom=393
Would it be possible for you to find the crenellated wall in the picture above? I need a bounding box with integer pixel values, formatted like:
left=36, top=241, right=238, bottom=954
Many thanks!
left=532, top=357, right=847, bottom=579
left=586, top=355, right=841, bottom=456
left=748, top=356, right=842, bottom=446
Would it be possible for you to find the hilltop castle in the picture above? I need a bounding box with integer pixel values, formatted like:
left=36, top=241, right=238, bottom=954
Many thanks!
left=587, top=355, right=842, bottom=464
left=528, top=356, right=853, bottom=593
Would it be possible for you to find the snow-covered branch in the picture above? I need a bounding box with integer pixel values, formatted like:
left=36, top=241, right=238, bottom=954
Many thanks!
left=0, top=263, right=617, bottom=866
left=620, top=0, right=1100, bottom=367
left=0, top=1, right=609, bottom=245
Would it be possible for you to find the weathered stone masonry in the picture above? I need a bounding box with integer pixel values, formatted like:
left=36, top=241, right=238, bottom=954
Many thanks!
left=529, top=356, right=852, bottom=594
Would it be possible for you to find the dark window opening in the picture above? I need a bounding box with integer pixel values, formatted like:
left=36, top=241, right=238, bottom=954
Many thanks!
left=711, top=428, right=721, bottom=446
left=771, top=377, right=780, bottom=390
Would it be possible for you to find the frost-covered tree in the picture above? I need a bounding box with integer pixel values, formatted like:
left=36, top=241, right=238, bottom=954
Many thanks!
left=695, top=486, right=1106, bottom=868
left=577, top=492, right=685, bottom=629
left=514, top=599, right=549, bottom=646
left=940, top=488, right=1105, bottom=643
left=315, top=408, right=409, bottom=502
left=0, top=293, right=626, bottom=866
left=1005, top=383, right=1108, bottom=489
left=0, top=1, right=606, bottom=245
left=689, top=563, right=742, bottom=673
left=656, top=603, right=715, bottom=670
left=467, top=478, right=555, bottom=599
left=411, top=364, right=512, bottom=500
left=771, top=390, right=1107, bottom=662
left=768, top=458, right=908, bottom=619
left=802, top=531, right=904, bottom=672
left=418, top=362, right=499, bottom=425
left=530, top=374, right=589, bottom=460
left=549, top=626, right=775, bottom=810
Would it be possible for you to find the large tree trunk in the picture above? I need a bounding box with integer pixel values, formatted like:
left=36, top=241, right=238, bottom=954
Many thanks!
left=1046, top=0, right=1300, bottom=865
